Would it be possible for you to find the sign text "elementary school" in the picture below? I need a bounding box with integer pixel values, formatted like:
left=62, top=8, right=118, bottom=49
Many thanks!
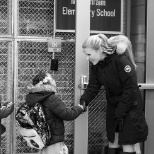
left=71, top=0, right=106, bottom=6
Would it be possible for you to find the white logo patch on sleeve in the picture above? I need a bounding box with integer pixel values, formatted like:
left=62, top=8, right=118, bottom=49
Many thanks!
left=124, top=65, right=131, bottom=73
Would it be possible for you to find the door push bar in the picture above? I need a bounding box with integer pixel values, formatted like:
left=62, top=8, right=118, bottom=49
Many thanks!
left=78, top=76, right=154, bottom=90
left=138, top=83, right=154, bottom=89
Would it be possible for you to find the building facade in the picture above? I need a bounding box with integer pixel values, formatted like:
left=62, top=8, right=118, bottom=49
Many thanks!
left=0, top=0, right=154, bottom=154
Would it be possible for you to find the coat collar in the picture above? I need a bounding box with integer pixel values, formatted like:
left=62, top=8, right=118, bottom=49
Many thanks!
left=98, top=53, right=117, bottom=66
left=26, top=84, right=55, bottom=106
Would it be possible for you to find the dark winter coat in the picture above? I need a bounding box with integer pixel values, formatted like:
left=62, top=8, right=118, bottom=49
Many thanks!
left=26, top=84, right=83, bottom=146
left=81, top=53, right=148, bottom=144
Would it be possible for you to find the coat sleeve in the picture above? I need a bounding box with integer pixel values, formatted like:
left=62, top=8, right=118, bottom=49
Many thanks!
left=80, top=66, right=102, bottom=105
left=47, top=95, right=84, bottom=121
left=115, top=55, right=138, bottom=119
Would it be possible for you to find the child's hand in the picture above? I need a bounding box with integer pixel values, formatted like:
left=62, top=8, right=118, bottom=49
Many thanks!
left=78, top=104, right=84, bottom=110
left=0, top=102, right=14, bottom=119
left=1, top=102, right=13, bottom=107
left=2, top=102, right=9, bottom=106
left=7, top=102, right=13, bottom=108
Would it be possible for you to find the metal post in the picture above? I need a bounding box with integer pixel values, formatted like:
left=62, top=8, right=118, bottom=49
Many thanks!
left=74, top=0, right=90, bottom=154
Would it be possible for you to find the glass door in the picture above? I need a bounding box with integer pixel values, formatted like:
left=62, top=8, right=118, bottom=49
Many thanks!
left=144, top=0, right=154, bottom=153
left=129, top=0, right=146, bottom=83
left=129, top=0, right=154, bottom=154
left=129, top=0, right=146, bottom=153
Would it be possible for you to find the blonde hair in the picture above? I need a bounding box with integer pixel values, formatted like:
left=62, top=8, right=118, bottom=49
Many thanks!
left=82, top=34, right=137, bottom=69
left=108, top=35, right=137, bottom=69
left=82, top=34, right=112, bottom=53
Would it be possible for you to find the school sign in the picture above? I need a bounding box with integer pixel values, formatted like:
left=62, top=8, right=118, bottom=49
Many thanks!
left=56, top=0, right=122, bottom=33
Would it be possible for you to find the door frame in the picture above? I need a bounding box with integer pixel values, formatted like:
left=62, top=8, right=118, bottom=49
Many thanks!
left=144, top=0, right=154, bottom=153
left=74, top=0, right=90, bottom=154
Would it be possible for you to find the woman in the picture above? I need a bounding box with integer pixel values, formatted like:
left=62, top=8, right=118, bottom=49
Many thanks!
left=26, top=71, right=84, bottom=154
left=80, top=34, right=148, bottom=154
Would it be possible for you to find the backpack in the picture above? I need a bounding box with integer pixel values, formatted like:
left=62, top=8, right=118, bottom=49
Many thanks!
left=15, top=102, right=51, bottom=149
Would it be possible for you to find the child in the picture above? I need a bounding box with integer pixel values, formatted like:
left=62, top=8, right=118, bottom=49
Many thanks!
left=0, top=101, right=14, bottom=144
left=26, top=71, right=84, bottom=154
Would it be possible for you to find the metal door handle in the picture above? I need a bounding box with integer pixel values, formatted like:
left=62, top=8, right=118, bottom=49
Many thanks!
left=78, top=75, right=88, bottom=90
left=138, top=83, right=154, bottom=89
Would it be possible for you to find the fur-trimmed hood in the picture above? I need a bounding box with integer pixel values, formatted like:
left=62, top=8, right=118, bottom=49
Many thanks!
left=26, top=84, right=55, bottom=107
left=27, top=83, right=57, bottom=93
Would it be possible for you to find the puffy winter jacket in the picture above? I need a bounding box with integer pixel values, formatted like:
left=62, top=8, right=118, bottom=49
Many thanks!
left=26, top=84, right=83, bottom=145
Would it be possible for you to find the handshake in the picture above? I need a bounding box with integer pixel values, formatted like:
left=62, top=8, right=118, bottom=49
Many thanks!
left=78, top=99, right=87, bottom=112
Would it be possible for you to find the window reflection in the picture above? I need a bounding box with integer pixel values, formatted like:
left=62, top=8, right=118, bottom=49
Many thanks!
left=130, top=0, right=146, bottom=83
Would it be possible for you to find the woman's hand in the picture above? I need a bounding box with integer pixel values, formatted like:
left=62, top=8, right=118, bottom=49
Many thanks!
left=80, top=99, right=87, bottom=112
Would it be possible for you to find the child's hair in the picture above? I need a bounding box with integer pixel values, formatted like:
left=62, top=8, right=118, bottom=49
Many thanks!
left=32, top=71, right=46, bottom=86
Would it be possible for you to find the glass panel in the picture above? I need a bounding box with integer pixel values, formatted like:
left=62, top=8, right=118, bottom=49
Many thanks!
left=130, top=0, right=146, bottom=83
left=18, top=0, right=54, bottom=37
left=0, top=41, right=13, bottom=154
left=0, top=0, right=12, bottom=36
left=88, top=89, right=108, bottom=154
left=130, top=0, right=146, bottom=153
